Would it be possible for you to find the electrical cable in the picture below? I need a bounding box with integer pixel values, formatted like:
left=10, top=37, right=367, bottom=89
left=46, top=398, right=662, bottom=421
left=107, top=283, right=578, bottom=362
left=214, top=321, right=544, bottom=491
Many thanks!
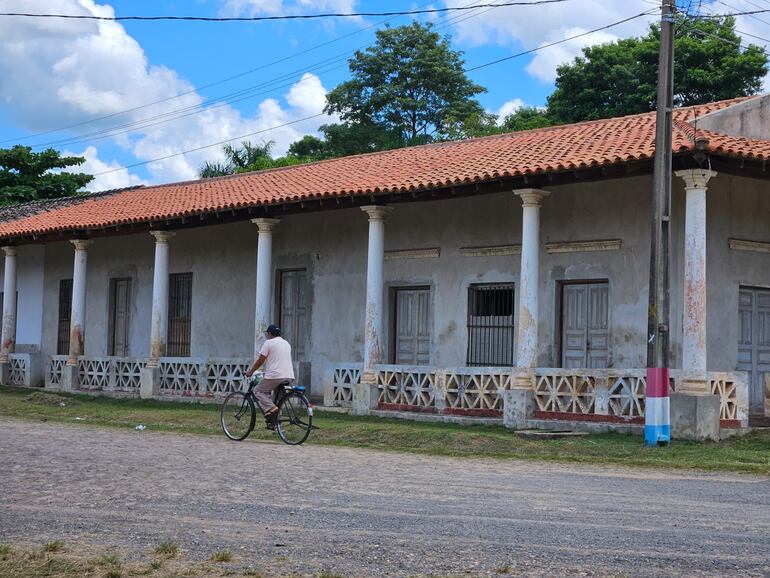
left=25, top=0, right=512, bottom=149
left=0, top=1, right=571, bottom=22
left=92, top=7, right=661, bottom=177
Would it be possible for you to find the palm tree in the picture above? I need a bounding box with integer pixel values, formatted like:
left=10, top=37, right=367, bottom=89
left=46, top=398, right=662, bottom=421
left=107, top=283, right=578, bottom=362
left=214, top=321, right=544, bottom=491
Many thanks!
left=198, top=140, right=275, bottom=179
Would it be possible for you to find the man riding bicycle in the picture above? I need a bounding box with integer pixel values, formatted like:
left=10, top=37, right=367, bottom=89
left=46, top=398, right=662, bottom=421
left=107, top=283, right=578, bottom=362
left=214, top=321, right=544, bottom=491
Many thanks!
left=245, top=324, right=294, bottom=419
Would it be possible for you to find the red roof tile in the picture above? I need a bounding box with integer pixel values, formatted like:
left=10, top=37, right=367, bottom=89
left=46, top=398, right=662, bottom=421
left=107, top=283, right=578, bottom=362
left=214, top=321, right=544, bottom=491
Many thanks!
left=1, top=97, right=766, bottom=240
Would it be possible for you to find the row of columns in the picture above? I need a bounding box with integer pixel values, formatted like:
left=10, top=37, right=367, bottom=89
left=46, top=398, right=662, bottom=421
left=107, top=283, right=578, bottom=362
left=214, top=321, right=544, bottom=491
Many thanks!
left=0, top=169, right=715, bottom=396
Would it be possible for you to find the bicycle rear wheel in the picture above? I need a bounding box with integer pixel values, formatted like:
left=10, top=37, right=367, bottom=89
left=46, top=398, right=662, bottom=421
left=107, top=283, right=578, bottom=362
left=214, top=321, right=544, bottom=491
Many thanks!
left=220, top=392, right=256, bottom=441
left=276, top=392, right=312, bottom=445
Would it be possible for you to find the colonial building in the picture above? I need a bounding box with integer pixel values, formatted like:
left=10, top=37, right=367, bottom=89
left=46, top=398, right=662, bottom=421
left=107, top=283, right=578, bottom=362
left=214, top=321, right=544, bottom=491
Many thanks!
left=1, top=96, right=769, bottom=439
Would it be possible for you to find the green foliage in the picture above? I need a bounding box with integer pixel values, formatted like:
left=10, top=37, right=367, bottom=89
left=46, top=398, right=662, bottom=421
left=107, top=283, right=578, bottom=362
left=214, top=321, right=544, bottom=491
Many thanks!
left=198, top=140, right=307, bottom=178
left=0, top=145, right=93, bottom=206
left=547, top=16, right=768, bottom=123
left=499, top=107, right=556, bottom=132
left=287, top=135, right=327, bottom=160
left=152, top=540, right=178, bottom=558
left=209, top=548, right=233, bottom=562
left=325, top=21, right=486, bottom=144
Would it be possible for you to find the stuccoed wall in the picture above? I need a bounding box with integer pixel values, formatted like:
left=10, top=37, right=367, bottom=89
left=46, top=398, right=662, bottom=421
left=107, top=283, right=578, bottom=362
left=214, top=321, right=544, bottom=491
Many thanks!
left=27, top=172, right=769, bottom=396
left=0, top=244, right=45, bottom=353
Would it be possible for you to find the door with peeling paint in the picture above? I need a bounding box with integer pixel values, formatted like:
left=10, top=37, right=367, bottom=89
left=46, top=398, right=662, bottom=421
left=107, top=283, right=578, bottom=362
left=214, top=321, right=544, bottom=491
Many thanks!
left=738, top=287, right=770, bottom=415
left=393, top=287, right=431, bottom=365
left=109, top=278, right=132, bottom=357
left=561, top=282, right=609, bottom=369
left=278, top=269, right=308, bottom=361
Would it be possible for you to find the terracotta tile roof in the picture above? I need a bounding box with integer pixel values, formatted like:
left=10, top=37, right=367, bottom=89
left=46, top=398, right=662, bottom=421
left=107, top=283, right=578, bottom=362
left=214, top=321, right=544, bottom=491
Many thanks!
left=0, top=97, right=766, bottom=241
left=0, top=186, right=143, bottom=224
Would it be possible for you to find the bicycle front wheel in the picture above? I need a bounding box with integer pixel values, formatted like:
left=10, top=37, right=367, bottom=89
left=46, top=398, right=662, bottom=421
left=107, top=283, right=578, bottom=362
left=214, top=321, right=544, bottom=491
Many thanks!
left=276, top=393, right=313, bottom=445
left=221, top=392, right=256, bottom=441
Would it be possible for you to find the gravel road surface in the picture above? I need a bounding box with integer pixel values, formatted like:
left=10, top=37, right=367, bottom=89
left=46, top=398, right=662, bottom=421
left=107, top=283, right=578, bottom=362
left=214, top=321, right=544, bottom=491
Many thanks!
left=1, top=420, right=769, bottom=577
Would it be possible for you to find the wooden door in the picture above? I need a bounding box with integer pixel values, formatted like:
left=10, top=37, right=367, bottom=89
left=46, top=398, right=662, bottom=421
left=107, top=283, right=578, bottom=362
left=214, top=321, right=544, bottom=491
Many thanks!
left=393, top=288, right=431, bottom=365
left=738, top=287, right=770, bottom=415
left=278, top=269, right=308, bottom=361
left=561, top=282, right=609, bottom=369
left=110, top=278, right=132, bottom=357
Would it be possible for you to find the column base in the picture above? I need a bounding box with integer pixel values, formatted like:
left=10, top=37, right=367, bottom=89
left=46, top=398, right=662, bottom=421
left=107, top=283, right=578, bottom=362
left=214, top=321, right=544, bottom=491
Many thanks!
left=503, top=388, right=534, bottom=429
left=670, top=392, right=720, bottom=441
left=140, top=367, right=160, bottom=399
left=352, top=382, right=379, bottom=416
left=0, top=362, right=9, bottom=385
left=512, top=369, right=534, bottom=390
left=677, top=375, right=709, bottom=396
left=60, top=365, right=79, bottom=392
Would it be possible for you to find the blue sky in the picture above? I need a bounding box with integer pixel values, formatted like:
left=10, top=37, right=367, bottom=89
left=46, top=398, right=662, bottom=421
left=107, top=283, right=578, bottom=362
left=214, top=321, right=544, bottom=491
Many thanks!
left=0, top=0, right=762, bottom=190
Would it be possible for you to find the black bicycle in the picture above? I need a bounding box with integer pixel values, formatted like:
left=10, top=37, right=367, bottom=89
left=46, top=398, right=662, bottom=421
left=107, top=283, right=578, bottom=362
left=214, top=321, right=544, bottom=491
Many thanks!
left=220, top=375, right=313, bottom=445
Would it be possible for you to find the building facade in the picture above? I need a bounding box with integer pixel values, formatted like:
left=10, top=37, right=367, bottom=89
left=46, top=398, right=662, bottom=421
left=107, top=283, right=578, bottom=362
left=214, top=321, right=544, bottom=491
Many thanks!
left=2, top=97, right=769, bottom=439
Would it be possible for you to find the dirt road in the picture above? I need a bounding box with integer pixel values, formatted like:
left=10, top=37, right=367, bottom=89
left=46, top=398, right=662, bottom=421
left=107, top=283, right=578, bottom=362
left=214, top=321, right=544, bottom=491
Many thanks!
left=1, top=420, right=769, bottom=576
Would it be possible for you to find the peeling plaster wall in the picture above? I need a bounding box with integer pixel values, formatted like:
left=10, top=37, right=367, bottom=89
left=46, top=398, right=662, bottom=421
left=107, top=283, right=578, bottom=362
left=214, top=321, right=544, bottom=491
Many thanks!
left=702, top=174, right=770, bottom=372
left=0, top=244, right=45, bottom=353
left=28, top=172, right=769, bottom=395
left=696, top=95, right=770, bottom=142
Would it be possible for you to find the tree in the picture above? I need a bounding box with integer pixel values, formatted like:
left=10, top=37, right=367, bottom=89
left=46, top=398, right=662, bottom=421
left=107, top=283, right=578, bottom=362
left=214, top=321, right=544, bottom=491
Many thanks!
left=547, top=16, right=768, bottom=124
left=287, top=135, right=327, bottom=160
left=0, top=146, right=93, bottom=206
left=500, top=107, right=555, bottom=132
left=325, top=21, right=486, bottom=145
left=199, top=141, right=275, bottom=178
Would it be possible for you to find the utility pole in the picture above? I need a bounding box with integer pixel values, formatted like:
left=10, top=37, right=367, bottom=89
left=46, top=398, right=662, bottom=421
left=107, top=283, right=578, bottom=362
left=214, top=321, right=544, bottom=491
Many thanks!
left=647, top=0, right=676, bottom=370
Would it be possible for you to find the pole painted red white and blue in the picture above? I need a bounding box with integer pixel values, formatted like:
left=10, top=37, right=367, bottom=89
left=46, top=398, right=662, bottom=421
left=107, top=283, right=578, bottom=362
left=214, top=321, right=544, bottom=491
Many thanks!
left=645, top=368, right=670, bottom=446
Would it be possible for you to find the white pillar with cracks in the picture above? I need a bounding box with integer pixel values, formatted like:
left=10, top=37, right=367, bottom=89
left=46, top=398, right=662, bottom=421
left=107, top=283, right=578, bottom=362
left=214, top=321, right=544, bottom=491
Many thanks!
left=361, top=205, right=392, bottom=383
left=253, top=218, right=280, bottom=358
left=0, top=246, right=17, bottom=364
left=148, top=231, right=175, bottom=367
left=675, top=169, right=716, bottom=394
left=513, top=189, right=549, bottom=388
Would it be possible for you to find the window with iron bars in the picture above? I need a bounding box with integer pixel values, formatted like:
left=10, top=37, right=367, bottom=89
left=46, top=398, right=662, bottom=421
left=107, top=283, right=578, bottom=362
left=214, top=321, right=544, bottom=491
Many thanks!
left=57, top=280, right=73, bottom=355
left=167, top=272, right=192, bottom=357
left=466, top=284, right=515, bottom=367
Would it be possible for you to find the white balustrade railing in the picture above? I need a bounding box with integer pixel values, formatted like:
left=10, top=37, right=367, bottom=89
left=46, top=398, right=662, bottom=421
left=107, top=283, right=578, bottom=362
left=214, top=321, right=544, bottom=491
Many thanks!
left=532, top=368, right=748, bottom=426
left=443, top=367, right=512, bottom=414
left=45, top=356, right=260, bottom=397
left=78, top=356, right=112, bottom=390
left=325, top=363, right=513, bottom=416
left=8, top=353, right=30, bottom=386
left=326, top=362, right=748, bottom=428
left=325, top=363, right=362, bottom=407
left=47, top=355, right=68, bottom=388
left=376, top=365, right=439, bottom=410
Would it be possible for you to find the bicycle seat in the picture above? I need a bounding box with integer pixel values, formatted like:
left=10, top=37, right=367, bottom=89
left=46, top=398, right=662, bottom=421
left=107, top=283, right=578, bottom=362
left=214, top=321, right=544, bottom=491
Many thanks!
left=285, top=385, right=305, bottom=392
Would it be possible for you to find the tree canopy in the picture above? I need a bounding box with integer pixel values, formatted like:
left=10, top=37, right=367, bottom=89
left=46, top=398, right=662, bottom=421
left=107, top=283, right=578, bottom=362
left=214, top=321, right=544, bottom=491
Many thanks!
left=325, top=21, right=486, bottom=146
left=0, top=146, right=93, bottom=206
left=198, top=140, right=305, bottom=178
left=547, top=16, right=768, bottom=124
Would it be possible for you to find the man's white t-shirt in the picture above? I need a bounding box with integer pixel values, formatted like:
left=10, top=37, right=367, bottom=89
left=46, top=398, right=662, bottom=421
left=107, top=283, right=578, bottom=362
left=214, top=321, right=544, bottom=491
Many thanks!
left=259, top=336, right=295, bottom=380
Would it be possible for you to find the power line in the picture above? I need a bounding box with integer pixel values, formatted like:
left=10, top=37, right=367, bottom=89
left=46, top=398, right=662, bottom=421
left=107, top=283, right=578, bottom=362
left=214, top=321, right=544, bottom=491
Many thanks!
left=25, top=0, right=511, bottom=150
left=0, top=1, right=570, bottom=22
left=93, top=7, right=660, bottom=177
left=466, top=8, right=658, bottom=72
left=0, top=0, right=440, bottom=145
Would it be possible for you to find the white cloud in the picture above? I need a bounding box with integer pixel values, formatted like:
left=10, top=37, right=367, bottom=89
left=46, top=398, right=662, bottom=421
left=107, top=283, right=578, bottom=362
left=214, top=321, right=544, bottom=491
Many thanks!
left=68, top=146, right=148, bottom=191
left=443, top=0, right=656, bottom=83
left=0, top=0, right=337, bottom=187
left=495, top=98, right=525, bottom=123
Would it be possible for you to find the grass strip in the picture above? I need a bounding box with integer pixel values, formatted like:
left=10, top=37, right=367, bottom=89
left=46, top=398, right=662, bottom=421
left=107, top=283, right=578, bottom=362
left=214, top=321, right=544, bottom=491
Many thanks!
left=1, top=385, right=769, bottom=474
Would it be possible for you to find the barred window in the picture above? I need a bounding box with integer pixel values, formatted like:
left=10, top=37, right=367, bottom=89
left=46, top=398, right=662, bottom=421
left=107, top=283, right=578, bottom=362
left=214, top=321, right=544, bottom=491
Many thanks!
left=466, top=284, right=515, bottom=367
left=167, top=272, right=192, bottom=357
left=57, top=280, right=73, bottom=355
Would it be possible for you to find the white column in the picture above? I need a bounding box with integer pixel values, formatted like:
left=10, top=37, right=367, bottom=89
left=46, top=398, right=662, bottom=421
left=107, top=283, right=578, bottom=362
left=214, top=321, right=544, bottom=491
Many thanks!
left=148, top=231, right=175, bottom=367
left=0, top=246, right=17, bottom=363
left=252, top=218, right=280, bottom=358
left=675, top=169, right=716, bottom=393
left=361, top=205, right=392, bottom=382
left=513, top=189, right=549, bottom=387
left=67, top=239, right=92, bottom=366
